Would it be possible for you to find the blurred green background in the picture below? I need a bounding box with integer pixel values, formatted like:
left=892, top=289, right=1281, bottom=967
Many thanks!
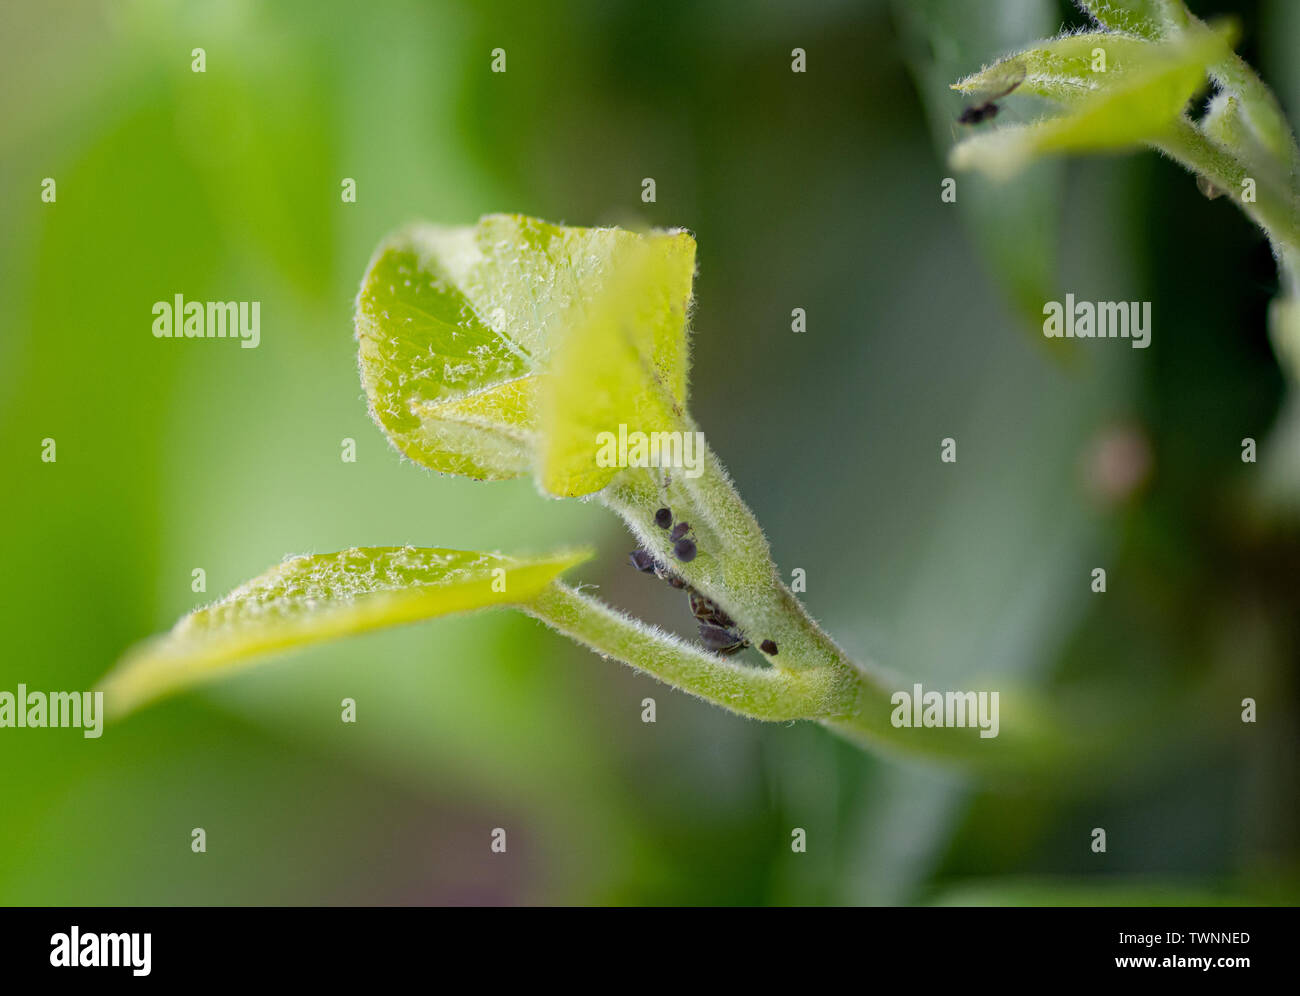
left=1, top=0, right=1297, bottom=905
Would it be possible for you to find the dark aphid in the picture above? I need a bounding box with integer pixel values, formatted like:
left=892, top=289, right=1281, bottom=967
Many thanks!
left=670, top=521, right=690, bottom=542
left=630, top=546, right=688, bottom=588
left=654, top=507, right=673, bottom=529
left=655, top=566, right=686, bottom=587
left=686, top=588, right=748, bottom=655
left=957, top=102, right=999, bottom=125
left=957, top=59, right=1025, bottom=126
left=760, top=639, right=778, bottom=655
left=688, top=588, right=736, bottom=629
left=630, top=544, right=750, bottom=655
left=698, top=621, right=750, bottom=656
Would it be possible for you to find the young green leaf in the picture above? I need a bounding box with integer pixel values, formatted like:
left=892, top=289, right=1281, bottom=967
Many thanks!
left=952, top=33, right=1158, bottom=106
left=355, top=223, right=535, bottom=480
left=952, top=24, right=1233, bottom=180
left=99, top=546, right=591, bottom=718
left=354, top=214, right=694, bottom=484
left=538, top=232, right=696, bottom=497
left=1076, top=1, right=1297, bottom=170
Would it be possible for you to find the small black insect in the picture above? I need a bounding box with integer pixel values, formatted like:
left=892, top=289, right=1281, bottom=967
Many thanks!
left=760, top=639, right=778, bottom=655
left=654, top=507, right=673, bottom=529
left=688, top=588, right=736, bottom=629
left=659, top=566, right=688, bottom=589
left=686, top=589, right=749, bottom=655
left=957, top=60, right=1025, bottom=126
left=670, top=521, right=690, bottom=542
left=698, top=622, right=750, bottom=656
left=629, top=547, right=687, bottom=588
left=957, top=103, right=998, bottom=125
left=627, top=543, right=749, bottom=656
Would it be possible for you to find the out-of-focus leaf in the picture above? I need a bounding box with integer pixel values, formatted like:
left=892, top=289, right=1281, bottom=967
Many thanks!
left=1076, top=0, right=1190, bottom=40
left=539, top=232, right=696, bottom=497
left=953, top=33, right=1159, bottom=105
left=354, top=214, right=694, bottom=485
left=952, top=25, right=1234, bottom=180
left=1081, top=0, right=1294, bottom=164
left=99, top=546, right=591, bottom=717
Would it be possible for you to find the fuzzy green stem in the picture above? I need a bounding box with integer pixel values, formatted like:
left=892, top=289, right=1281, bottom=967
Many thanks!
left=1153, top=118, right=1300, bottom=379
left=524, top=583, right=857, bottom=721
left=1151, top=120, right=1299, bottom=256
left=601, top=443, right=864, bottom=678
left=588, top=435, right=1081, bottom=774
left=526, top=583, right=1080, bottom=775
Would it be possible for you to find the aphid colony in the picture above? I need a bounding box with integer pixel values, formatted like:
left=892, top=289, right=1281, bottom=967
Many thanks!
left=629, top=507, right=778, bottom=659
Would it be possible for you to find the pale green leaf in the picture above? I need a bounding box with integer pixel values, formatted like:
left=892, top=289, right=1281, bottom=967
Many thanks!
left=538, top=231, right=697, bottom=497
left=951, top=25, right=1233, bottom=180
left=99, top=546, right=591, bottom=717
left=953, top=33, right=1160, bottom=105
left=354, top=214, right=694, bottom=483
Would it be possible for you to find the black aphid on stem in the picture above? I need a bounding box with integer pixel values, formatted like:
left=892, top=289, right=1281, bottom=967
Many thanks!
left=628, top=547, right=687, bottom=588
left=659, top=568, right=688, bottom=589
left=698, top=622, right=750, bottom=656
left=689, top=588, right=735, bottom=629
left=628, top=545, right=748, bottom=655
